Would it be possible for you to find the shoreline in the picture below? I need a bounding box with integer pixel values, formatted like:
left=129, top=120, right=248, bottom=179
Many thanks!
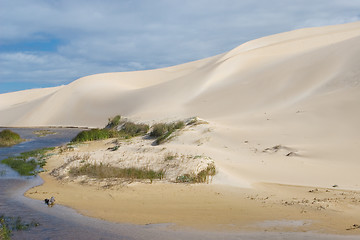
left=2, top=179, right=358, bottom=240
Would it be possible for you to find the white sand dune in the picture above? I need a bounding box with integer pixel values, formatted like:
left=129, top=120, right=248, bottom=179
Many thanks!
left=1, top=21, right=360, bottom=189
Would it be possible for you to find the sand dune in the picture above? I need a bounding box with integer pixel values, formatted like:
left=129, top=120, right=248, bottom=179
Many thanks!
left=2, top=21, right=360, bottom=190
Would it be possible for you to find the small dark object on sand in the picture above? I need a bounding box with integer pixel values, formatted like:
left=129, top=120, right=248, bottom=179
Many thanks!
left=44, top=196, right=55, bottom=207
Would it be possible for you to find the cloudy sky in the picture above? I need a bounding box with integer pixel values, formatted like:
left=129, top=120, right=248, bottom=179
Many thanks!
left=0, top=0, right=359, bottom=93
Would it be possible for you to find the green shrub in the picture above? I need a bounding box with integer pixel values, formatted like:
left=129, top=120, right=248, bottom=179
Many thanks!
left=71, top=129, right=117, bottom=143
left=69, top=163, right=164, bottom=181
left=0, top=129, right=24, bottom=147
left=150, top=121, right=185, bottom=145
left=149, top=123, right=168, bottom=138
left=120, top=122, right=149, bottom=137
left=73, top=117, right=149, bottom=142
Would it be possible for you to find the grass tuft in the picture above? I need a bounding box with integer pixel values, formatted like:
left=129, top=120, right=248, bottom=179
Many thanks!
left=71, top=129, right=117, bottom=143
left=119, top=122, right=149, bottom=138
left=106, top=115, right=122, bottom=129
left=176, top=163, right=216, bottom=184
left=150, top=121, right=185, bottom=145
left=72, top=117, right=149, bottom=143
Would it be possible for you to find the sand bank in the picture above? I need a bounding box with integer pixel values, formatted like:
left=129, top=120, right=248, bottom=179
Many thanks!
left=26, top=170, right=360, bottom=234
left=25, top=136, right=360, bottom=235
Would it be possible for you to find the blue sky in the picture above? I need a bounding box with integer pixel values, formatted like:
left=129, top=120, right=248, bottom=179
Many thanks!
left=0, top=0, right=359, bottom=94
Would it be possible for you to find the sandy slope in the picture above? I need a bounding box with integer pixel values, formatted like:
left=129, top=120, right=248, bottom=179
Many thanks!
left=2, top=21, right=360, bottom=189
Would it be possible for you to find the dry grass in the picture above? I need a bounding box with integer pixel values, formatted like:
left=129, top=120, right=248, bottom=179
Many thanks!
left=176, top=163, right=216, bottom=184
left=69, top=163, right=164, bottom=182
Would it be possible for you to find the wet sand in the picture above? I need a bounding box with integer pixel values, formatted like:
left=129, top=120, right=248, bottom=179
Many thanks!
left=26, top=173, right=360, bottom=236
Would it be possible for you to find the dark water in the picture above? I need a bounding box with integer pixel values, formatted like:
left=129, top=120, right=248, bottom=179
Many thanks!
left=0, top=128, right=358, bottom=240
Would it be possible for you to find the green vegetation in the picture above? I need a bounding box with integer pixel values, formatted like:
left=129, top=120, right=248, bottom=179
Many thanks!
left=72, top=115, right=149, bottom=143
left=33, top=130, right=57, bottom=137
left=71, top=129, right=116, bottom=143
left=72, top=115, right=189, bottom=144
left=119, top=122, right=149, bottom=137
left=0, top=215, right=40, bottom=240
left=1, top=148, right=54, bottom=176
left=0, top=218, right=10, bottom=240
left=176, top=163, right=216, bottom=184
left=150, top=121, right=185, bottom=145
left=69, top=163, right=164, bottom=182
left=0, top=130, right=24, bottom=147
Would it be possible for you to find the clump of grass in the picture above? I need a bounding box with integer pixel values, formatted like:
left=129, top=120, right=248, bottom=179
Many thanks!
left=69, top=163, right=164, bottom=182
left=106, top=115, right=122, bottom=129
left=71, top=129, right=117, bottom=143
left=73, top=115, right=149, bottom=142
left=150, top=121, right=185, bottom=145
left=1, top=148, right=54, bottom=176
left=0, top=129, right=24, bottom=147
left=176, top=163, right=216, bottom=184
left=118, top=122, right=149, bottom=138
